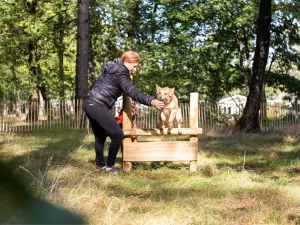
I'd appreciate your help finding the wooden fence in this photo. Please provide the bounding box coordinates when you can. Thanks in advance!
[0,99,299,134]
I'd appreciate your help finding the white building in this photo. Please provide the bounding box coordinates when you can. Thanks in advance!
[217,94,247,115]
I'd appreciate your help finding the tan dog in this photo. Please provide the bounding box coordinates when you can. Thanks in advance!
[156,84,183,128]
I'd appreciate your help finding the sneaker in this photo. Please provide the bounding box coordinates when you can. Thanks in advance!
[105,166,120,175]
[95,162,106,170]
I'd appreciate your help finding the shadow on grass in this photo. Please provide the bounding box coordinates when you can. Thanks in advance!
[199,134,300,174]
[1,129,300,224]
[5,129,87,171]
[1,129,89,223]
[3,129,299,179]
[129,161,190,171]
[0,160,86,224]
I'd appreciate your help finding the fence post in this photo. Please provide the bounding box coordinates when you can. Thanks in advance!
[189,92,199,172]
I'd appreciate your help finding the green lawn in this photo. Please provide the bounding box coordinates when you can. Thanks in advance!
[1,129,300,225]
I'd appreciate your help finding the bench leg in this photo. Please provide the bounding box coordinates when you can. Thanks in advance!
[122,136,133,172]
[123,162,132,172]
[190,160,197,172]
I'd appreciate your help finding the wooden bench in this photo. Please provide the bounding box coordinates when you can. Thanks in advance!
[122,93,201,172]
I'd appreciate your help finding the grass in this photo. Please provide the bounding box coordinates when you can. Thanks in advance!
[0,129,300,224]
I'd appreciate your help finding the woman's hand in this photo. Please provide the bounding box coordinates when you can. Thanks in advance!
[151,99,164,109]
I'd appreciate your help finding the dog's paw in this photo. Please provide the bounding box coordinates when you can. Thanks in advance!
[168,122,173,128]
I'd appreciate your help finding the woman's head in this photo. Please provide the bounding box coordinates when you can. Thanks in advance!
[121,51,140,75]
[121,51,140,64]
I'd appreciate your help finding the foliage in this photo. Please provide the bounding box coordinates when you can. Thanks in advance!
[0,0,299,103]
[0,0,77,102]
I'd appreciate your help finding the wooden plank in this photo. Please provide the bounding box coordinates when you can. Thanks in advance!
[123,141,198,161]
[123,128,202,136]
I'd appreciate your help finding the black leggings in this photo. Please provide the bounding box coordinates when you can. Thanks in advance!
[83,101,124,167]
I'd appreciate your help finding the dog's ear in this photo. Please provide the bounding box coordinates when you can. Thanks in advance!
[156,84,161,93]
[169,87,175,95]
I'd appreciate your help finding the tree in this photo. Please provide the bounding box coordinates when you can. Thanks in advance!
[75,0,89,100]
[237,0,271,132]
[0,0,299,109]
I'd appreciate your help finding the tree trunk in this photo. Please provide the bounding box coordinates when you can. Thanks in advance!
[26,0,40,122]
[237,0,271,132]
[2,94,8,117]
[126,0,140,49]
[75,0,89,100]
[58,23,65,101]
[27,41,39,122]
[88,40,97,88]
[75,0,89,128]
[260,85,267,127]
[15,90,21,119]
[57,15,66,118]
[151,1,158,42]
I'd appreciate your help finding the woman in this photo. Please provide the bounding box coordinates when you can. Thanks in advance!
[83,51,164,175]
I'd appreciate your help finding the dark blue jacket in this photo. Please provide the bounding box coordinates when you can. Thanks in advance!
[87,58,153,108]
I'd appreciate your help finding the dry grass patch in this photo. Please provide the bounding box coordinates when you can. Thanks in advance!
[1,129,300,224]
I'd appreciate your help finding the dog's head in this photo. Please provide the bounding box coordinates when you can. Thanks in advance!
[156,84,175,104]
